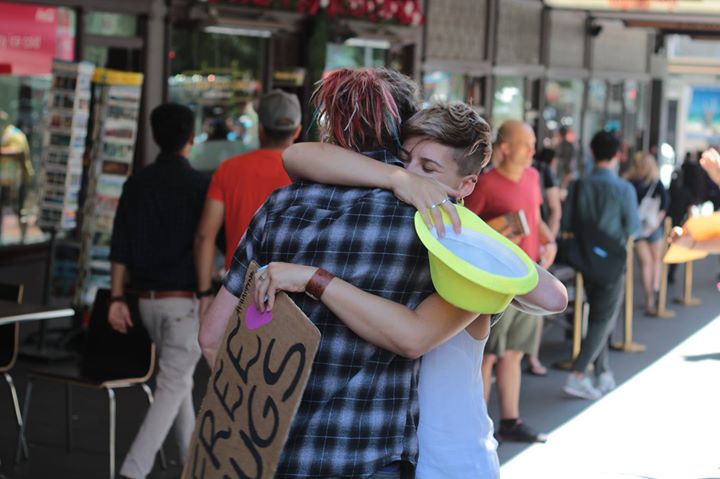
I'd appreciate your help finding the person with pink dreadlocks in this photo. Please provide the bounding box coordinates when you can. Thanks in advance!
[199,67,444,478]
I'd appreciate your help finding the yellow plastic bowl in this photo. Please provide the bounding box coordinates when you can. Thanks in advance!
[414,204,538,313]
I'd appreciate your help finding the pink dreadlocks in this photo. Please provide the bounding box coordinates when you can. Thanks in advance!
[311,68,418,154]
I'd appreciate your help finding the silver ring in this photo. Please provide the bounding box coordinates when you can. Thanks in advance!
[258,274,266,282]
[430,198,449,209]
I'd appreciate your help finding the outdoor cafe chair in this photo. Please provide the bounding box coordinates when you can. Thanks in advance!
[16,288,167,478]
[0,282,28,463]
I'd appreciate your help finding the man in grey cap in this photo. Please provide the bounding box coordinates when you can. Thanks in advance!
[194,90,302,321]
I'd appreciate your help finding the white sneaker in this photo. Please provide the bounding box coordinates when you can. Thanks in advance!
[596,371,616,394]
[563,374,602,400]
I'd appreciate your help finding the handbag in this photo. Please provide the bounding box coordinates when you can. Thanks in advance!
[637,181,662,237]
[558,180,627,284]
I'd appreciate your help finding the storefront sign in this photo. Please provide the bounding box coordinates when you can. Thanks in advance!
[182,262,321,479]
[273,68,306,87]
[208,0,424,25]
[0,2,57,75]
[545,0,719,14]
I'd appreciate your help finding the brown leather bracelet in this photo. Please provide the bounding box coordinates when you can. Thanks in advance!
[305,268,335,301]
[109,295,126,304]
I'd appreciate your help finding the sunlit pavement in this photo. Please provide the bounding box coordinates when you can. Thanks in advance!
[498,258,720,479]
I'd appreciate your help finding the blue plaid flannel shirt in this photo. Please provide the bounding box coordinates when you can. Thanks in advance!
[224,150,434,478]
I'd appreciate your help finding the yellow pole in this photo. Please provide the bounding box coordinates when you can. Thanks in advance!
[572,272,584,360]
[656,217,675,318]
[612,238,646,352]
[674,261,702,306]
[673,208,702,307]
[553,272,584,370]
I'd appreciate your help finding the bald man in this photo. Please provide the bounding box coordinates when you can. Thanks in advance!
[465,120,556,443]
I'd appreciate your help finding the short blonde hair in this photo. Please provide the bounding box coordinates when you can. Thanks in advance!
[402,102,492,175]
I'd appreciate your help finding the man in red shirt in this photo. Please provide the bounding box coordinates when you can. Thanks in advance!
[465,120,557,443]
[194,90,301,320]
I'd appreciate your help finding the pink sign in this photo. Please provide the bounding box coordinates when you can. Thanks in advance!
[0,2,57,75]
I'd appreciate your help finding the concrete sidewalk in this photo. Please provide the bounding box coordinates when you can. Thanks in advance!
[0,257,717,478]
[494,256,720,478]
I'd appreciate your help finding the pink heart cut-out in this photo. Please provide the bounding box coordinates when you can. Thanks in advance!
[246,302,273,330]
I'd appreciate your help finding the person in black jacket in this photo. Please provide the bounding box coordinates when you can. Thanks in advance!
[108,103,209,479]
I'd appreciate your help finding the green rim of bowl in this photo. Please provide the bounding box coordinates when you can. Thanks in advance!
[414,204,539,295]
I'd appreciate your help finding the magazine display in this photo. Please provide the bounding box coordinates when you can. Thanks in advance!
[75,68,143,306]
[38,61,95,230]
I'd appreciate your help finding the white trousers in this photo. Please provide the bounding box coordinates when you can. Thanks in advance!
[119,297,201,479]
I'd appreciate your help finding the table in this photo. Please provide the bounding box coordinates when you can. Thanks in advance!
[0,300,76,360]
[0,301,75,464]
[0,300,74,326]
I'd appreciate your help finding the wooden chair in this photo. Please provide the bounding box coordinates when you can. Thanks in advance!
[0,283,28,463]
[16,289,166,478]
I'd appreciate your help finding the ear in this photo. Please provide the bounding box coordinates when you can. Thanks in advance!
[188,132,195,146]
[457,174,478,199]
[499,142,511,156]
[292,125,302,140]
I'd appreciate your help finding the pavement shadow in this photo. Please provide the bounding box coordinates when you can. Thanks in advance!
[684,352,720,362]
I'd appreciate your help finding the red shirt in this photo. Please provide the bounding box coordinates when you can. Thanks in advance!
[207,149,291,268]
[464,167,543,261]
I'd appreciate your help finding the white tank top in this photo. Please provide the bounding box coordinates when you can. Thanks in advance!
[416,331,499,479]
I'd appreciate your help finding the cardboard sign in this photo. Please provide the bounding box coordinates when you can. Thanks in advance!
[182,262,321,479]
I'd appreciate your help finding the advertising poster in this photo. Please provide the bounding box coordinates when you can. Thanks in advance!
[685,86,720,153]
[0,3,57,75]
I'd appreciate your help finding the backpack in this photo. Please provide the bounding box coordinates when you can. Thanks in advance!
[557,180,627,284]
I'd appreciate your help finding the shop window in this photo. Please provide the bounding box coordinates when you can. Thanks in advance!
[0,8,76,247]
[582,79,608,173]
[624,80,647,153]
[491,77,524,132]
[82,12,141,71]
[168,28,265,173]
[422,71,466,105]
[84,12,138,37]
[542,79,583,183]
[325,42,388,71]
[606,81,624,134]
[542,81,583,147]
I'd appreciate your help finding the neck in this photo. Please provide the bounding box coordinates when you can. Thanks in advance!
[596,160,615,170]
[260,140,293,151]
[496,161,525,181]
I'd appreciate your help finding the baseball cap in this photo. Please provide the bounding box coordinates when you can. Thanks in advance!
[257,89,301,132]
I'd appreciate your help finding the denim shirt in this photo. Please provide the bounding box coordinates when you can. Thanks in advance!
[563,166,641,246]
